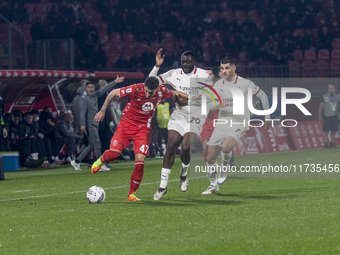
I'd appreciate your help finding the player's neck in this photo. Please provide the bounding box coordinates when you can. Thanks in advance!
[226,73,237,83]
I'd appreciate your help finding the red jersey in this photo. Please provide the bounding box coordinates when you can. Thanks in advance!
[119,83,174,129]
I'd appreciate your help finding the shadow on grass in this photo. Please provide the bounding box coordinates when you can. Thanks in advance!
[218,192,298,200]
[106,198,245,207]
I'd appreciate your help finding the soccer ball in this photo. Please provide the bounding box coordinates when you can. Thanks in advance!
[87,186,106,203]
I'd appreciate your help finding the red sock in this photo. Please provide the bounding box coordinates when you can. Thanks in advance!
[203,151,207,162]
[102,150,121,163]
[129,161,144,195]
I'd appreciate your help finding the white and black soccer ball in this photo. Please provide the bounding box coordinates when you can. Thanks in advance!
[87,186,106,203]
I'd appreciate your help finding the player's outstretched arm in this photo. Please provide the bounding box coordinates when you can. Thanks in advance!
[173,90,189,99]
[173,91,189,106]
[94,89,120,122]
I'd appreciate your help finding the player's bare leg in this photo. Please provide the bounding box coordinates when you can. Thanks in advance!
[128,153,146,201]
[202,145,221,194]
[202,139,208,162]
[218,136,237,185]
[323,131,329,148]
[154,130,182,200]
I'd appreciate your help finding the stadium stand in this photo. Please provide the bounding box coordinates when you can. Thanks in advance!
[0,0,339,77]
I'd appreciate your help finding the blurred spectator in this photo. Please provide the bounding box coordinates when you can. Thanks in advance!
[30,17,46,41]
[71,79,88,132]
[8,110,44,168]
[97,79,113,153]
[31,109,46,162]
[0,93,8,151]
[319,84,340,148]
[264,35,279,63]
[38,111,56,164]
[71,76,124,171]
[55,112,82,162]
[91,44,107,69]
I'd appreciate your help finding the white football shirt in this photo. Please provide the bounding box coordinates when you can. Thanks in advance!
[149,66,212,113]
[214,74,261,127]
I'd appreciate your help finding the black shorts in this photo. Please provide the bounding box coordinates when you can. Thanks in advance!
[323,116,339,132]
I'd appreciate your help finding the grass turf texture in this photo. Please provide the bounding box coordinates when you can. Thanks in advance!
[1,148,340,255]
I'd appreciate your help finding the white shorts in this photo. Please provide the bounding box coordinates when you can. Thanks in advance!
[207,118,247,146]
[167,109,205,137]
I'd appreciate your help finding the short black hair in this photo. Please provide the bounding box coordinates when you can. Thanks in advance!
[13,109,23,117]
[30,109,39,115]
[85,81,93,86]
[204,67,214,72]
[220,56,236,65]
[181,50,196,61]
[145,76,159,90]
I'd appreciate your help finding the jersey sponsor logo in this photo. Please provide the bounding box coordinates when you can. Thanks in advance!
[121,90,125,94]
[126,88,132,93]
[142,102,154,111]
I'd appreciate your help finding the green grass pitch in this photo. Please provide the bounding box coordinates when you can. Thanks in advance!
[1,148,340,255]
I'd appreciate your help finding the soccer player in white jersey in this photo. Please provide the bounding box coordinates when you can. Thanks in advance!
[149,48,212,200]
[202,56,271,194]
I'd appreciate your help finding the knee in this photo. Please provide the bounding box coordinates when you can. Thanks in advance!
[206,151,217,164]
[166,141,178,154]
[206,155,216,165]
[221,146,233,154]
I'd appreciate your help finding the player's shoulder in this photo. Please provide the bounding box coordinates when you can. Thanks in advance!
[158,84,172,94]
[214,78,225,87]
[121,83,142,94]
[237,75,251,83]
[163,68,180,75]
[237,76,256,86]
[196,68,210,77]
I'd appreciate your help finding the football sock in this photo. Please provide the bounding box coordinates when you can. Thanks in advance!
[160,168,171,189]
[102,149,121,163]
[207,162,218,186]
[129,161,144,195]
[180,162,190,177]
[221,151,233,168]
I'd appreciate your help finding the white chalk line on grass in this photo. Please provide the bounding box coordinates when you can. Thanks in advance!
[0,176,206,203]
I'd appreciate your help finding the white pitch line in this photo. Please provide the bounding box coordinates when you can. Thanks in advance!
[12,190,31,193]
[0,176,206,203]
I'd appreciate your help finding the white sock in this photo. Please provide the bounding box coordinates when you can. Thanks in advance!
[221,151,232,168]
[180,162,190,176]
[207,162,218,186]
[160,168,171,189]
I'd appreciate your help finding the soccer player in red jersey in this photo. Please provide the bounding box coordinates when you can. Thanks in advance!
[91,77,188,201]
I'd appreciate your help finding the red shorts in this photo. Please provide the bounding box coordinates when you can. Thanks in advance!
[200,118,215,142]
[110,121,151,157]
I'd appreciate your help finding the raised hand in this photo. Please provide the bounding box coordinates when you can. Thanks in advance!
[155,48,165,67]
[115,75,125,83]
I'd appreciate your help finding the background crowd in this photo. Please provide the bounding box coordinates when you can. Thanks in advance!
[1,0,339,70]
